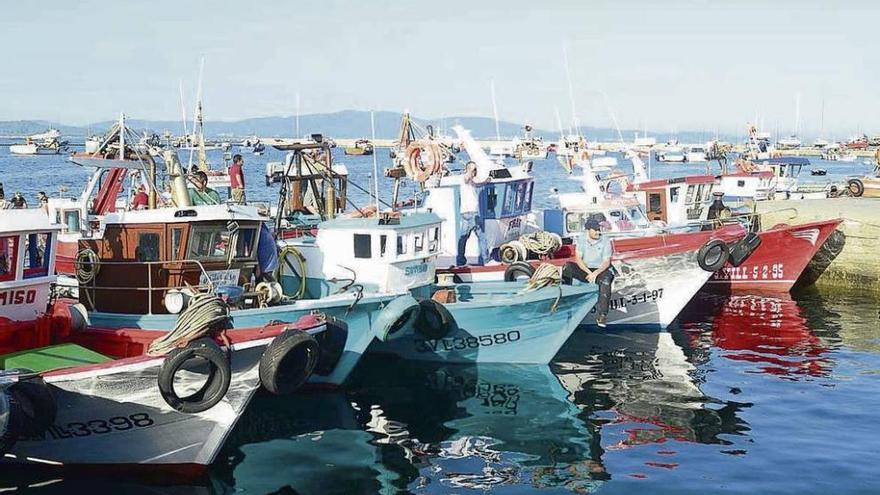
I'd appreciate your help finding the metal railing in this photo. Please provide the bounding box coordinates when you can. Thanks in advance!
[74,258,216,314]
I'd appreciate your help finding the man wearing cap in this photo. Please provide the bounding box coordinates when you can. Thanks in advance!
[562,217,614,327]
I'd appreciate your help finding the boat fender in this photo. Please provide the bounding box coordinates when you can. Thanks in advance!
[0,374,57,453]
[728,232,762,267]
[504,261,536,281]
[413,299,456,340]
[847,178,864,197]
[697,239,730,272]
[312,319,348,376]
[259,330,319,394]
[158,338,231,414]
[499,240,527,264]
[374,295,421,342]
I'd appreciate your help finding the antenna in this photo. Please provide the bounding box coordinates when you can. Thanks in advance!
[178,80,189,139]
[562,43,580,138]
[490,79,501,141]
[370,110,380,210]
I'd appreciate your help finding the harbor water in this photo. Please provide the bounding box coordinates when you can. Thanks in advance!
[0,146,878,494]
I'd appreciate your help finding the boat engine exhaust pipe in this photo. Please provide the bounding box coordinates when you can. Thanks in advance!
[164,150,192,207]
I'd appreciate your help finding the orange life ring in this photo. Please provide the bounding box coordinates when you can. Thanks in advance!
[403,142,442,182]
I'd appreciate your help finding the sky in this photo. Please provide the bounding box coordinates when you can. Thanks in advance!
[1,0,878,138]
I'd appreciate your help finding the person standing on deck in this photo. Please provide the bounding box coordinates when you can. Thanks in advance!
[37,191,49,213]
[130,184,149,210]
[230,154,246,203]
[188,171,221,206]
[10,192,27,209]
[457,161,490,266]
[561,217,614,327]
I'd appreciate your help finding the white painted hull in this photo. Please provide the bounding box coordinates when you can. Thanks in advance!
[3,339,269,470]
[9,144,59,155]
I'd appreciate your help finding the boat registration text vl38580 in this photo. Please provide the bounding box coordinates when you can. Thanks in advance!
[414,330,522,353]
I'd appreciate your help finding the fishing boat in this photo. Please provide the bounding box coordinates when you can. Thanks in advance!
[0,209,332,476]
[9,136,68,156]
[656,145,686,163]
[442,165,746,328]
[844,152,880,198]
[344,139,374,156]
[684,144,707,163]
[513,125,547,161]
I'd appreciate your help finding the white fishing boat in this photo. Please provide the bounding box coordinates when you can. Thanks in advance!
[9,136,68,156]
[685,144,707,162]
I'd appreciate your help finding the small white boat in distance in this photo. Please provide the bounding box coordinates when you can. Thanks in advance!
[9,137,68,156]
[685,145,707,162]
[777,135,802,149]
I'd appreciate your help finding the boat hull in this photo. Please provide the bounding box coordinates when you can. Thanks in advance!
[705,218,843,292]
[9,144,60,155]
[442,226,743,328]
[369,282,597,364]
[3,336,269,473]
[84,293,399,387]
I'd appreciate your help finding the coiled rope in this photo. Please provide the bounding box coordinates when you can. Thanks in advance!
[518,263,563,313]
[147,293,230,356]
[75,248,100,309]
[499,231,562,263]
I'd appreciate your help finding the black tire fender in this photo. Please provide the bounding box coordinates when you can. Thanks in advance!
[158,338,231,414]
[7,377,56,437]
[697,239,730,272]
[728,232,762,267]
[313,319,348,377]
[504,261,535,282]
[259,330,319,395]
[414,299,456,340]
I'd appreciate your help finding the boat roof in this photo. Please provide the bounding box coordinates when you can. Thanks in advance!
[0,209,62,234]
[722,170,775,179]
[629,174,716,191]
[102,204,268,225]
[319,212,442,231]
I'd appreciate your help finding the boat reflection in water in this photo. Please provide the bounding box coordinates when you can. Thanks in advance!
[215,360,607,493]
[679,292,835,378]
[552,327,751,470]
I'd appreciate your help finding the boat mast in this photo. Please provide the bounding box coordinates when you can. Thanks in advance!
[562,43,580,139]
[490,79,501,141]
[178,80,189,141]
[370,110,380,210]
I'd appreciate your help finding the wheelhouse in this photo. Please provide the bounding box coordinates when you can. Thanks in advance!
[78,205,268,315]
[0,210,59,326]
[628,175,717,225]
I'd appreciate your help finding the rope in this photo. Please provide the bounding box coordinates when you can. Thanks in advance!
[276,245,307,300]
[518,263,563,313]
[75,248,100,283]
[147,293,230,356]
[518,231,562,256]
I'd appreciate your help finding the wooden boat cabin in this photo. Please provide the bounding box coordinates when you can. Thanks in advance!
[78,205,270,315]
[627,175,717,226]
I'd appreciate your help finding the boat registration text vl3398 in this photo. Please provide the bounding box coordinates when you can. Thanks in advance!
[0,288,37,306]
[415,330,522,353]
[713,263,785,281]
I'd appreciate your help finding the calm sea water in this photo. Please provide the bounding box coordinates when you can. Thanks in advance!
[1,143,878,494]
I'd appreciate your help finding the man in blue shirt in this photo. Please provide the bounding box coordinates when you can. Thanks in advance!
[562,217,614,327]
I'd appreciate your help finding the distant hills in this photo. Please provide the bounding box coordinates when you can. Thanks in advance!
[0,110,736,143]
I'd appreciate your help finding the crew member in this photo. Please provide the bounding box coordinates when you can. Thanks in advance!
[131,184,150,210]
[37,191,49,212]
[562,217,614,327]
[188,171,221,205]
[10,192,27,209]
[456,161,490,266]
[230,154,246,203]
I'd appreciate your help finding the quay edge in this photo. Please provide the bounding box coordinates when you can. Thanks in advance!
[755,197,880,293]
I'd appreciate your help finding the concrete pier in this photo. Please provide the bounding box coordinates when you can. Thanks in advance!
[755,197,880,293]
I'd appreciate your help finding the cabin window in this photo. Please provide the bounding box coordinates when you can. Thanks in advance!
[696,184,706,202]
[737,180,745,187]
[136,233,160,262]
[669,187,680,204]
[23,232,51,279]
[525,181,534,210]
[566,213,584,233]
[648,194,662,214]
[379,235,387,257]
[353,234,372,259]
[685,185,695,204]
[170,228,184,261]
[63,210,80,233]
[485,186,497,215]
[397,235,407,255]
[428,227,439,252]
[0,236,19,282]
[414,233,424,253]
[189,227,228,260]
[234,228,258,259]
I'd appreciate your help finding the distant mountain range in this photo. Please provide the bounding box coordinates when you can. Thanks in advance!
[0,110,738,143]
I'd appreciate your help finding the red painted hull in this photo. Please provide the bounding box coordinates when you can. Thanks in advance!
[56,239,78,275]
[705,218,842,293]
